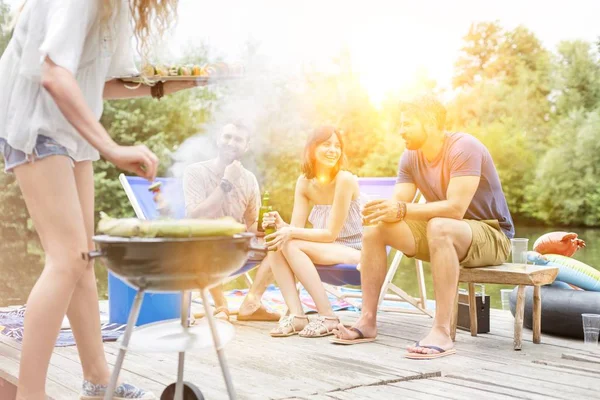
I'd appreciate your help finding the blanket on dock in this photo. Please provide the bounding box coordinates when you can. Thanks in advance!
[0,302,124,347]
[192,285,435,315]
[1,288,434,346]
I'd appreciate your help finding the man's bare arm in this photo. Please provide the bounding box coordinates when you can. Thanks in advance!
[405,176,480,220]
[393,182,418,203]
[364,176,480,224]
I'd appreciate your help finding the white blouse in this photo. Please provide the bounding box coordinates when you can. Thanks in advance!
[0,0,138,162]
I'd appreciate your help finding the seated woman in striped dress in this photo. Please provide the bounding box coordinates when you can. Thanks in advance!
[263,125,363,338]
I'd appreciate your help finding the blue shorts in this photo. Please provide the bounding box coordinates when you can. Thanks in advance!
[0,135,74,173]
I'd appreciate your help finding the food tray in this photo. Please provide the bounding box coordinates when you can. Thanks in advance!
[119,75,241,84]
[119,62,244,85]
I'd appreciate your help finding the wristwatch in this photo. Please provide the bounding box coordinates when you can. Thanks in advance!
[220,178,233,193]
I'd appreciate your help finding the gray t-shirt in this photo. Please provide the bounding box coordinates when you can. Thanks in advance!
[183,160,260,229]
[397,132,514,238]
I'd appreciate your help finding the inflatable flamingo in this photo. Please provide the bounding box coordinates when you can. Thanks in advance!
[533,232,585,257]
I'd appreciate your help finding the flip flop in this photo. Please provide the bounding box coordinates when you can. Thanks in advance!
[237,305,281,321]
[330,326,376,345]
[405,341,456,359]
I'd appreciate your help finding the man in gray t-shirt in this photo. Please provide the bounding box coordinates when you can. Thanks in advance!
[333,96,513,358]
[184,123,279,322]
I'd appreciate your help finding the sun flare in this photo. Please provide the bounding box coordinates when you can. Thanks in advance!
[345,16,451,107]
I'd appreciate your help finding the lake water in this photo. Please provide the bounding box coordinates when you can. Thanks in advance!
[390,226,600,309]
[1,226,599,309]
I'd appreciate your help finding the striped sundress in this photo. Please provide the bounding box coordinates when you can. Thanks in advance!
[308,196,365,250]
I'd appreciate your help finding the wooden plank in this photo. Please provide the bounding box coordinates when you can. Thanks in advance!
[0,336,85,398]
[460,264,558,285]
[533,285,541,344]
[484,363,600,390]
[393,378,516,400]
[532,359,600,375]
[514,285,525,350]
[562,351,600,365]
[382,312,582,352]
[468,283,478,336]
[441,375,549,400]
[0,354,78,400]
[363,309,587,360]
[296,395,344,400]
[446,368,597,398]
[1,306,598,399]
[327,383,438,400]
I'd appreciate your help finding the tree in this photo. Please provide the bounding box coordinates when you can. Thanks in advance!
[452,21,504,88]
[524,109,600,226]
[448,22,555,219]
[553,40,600,116]
[0,0,10,55]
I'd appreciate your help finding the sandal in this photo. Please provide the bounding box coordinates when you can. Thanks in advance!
[213,306,230,321]
[270,315,309,337]
[299,315,340,338]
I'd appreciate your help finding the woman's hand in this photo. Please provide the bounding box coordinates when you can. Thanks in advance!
[103,144,159,181]
[362,199,405,224]
[264,226,294,251]
[262,211,288,230]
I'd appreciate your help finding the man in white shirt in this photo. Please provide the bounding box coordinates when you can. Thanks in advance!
[183,122,279,321]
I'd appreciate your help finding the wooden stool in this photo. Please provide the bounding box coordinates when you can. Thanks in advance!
[450,264,558,350]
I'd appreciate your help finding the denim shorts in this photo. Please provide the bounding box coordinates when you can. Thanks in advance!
[0,135,74,173]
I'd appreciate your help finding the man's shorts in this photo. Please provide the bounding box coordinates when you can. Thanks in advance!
[404,219,511,267]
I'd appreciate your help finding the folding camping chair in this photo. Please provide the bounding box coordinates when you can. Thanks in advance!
[316,177,432,317]
[118,174,259,287]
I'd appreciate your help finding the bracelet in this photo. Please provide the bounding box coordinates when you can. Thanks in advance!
[396,201,407,221]
[220,178,233,193]
[150,81,164,100]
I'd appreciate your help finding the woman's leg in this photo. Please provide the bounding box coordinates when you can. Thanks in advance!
[238,258,276,318]
[268,250,304,316]
[65,161,111,383]
[14,156,92,400]
[281,240,360,321]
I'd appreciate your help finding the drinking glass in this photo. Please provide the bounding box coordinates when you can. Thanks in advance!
[582,314,600,348]
[511,238,529,264]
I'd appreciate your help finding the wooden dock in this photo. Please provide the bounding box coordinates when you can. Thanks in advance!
[1,309,599,399]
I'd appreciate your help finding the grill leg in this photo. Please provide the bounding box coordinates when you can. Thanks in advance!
[175,291,191,400]
[104,289,145,400]
[201,288,237,400]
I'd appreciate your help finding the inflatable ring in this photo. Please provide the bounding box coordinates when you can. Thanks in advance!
[528,251,600,292]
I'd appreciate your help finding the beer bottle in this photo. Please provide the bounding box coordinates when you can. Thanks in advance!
[257,191,271,232]
[264,222,277,251]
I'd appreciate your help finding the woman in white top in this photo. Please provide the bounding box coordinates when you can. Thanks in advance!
[0,1,198,399]
[263,126,363,338]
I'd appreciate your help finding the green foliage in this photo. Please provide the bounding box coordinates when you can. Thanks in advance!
[97,88,216,219]
[524,109,600,226]
[553,40,600,115]
[0,0,10,55]
[2,1,600,304]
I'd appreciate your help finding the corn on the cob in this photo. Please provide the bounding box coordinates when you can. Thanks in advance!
[97,212,246,238]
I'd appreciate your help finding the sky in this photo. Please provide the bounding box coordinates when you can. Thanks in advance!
[6,0,600,104]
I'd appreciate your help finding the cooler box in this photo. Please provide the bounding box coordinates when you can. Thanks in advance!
[108,273,182,326]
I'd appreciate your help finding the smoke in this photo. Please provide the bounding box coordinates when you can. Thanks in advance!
[168,40,319,179]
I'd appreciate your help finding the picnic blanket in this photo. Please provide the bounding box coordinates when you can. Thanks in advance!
[192,285,436,315]
[0,301,125,347]
[1,288,435,347]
